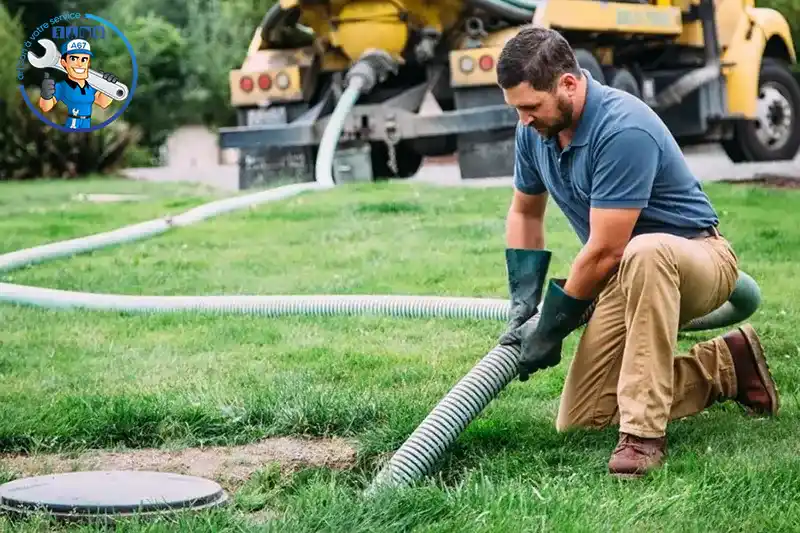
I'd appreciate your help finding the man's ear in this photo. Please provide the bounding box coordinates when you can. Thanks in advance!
[60,57,67,69]
[559,72,578,94]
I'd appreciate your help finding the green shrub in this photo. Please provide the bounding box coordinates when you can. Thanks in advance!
[0,3,23,107]
[0,88,142,181]
[88,4,189,155]
[178,0,264,127]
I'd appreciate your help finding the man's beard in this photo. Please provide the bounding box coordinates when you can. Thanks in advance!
[531,96,574,138]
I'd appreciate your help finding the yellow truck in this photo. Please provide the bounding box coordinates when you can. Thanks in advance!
[218,0,799,188]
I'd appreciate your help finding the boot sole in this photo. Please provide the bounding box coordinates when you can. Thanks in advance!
[739,323,780,416]
[608,465,662,479]
[609,471,645,479]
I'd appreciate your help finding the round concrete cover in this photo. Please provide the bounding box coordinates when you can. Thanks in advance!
[0,470,228,519]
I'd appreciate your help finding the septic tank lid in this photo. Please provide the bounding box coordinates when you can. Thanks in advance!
[0,470,228,520]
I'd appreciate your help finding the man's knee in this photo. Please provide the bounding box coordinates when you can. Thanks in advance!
[555,405,581,433]
[555,408,586,433]
[555,406,617,433]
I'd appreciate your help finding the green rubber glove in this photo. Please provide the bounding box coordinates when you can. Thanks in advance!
[502,278,595,381]
[497,248,552,346]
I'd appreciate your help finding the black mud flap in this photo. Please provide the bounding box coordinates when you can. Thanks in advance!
[236,105,316,190]
[238,146,316,190]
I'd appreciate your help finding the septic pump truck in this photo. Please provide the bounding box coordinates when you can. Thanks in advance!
[218,0,800,189]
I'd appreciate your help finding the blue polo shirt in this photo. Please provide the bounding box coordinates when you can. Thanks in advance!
[513,71,719,244]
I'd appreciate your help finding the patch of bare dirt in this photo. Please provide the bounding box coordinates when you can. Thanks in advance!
[721,175,800,189]
[0,437,357,489]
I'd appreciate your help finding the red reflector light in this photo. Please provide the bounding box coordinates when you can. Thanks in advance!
[258,73,272,90]
[240,76,254,92]
[479,55,494,71]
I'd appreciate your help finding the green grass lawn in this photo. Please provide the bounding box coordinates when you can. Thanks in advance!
[0,177,799,532]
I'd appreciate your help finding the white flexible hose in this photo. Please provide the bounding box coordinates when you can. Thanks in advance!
[0,182,329,274]
[315,77,365,186]
[0,282,509,319]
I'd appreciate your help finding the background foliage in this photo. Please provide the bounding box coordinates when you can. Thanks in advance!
[1,0,798,179]
[1,0,274,176]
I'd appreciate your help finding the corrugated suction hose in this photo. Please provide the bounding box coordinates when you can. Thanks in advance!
[367,339,525,493]
[0,52,762,496]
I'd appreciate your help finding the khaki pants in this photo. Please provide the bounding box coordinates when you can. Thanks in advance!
[556,230,741,438]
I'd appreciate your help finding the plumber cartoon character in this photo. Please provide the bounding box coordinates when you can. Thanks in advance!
[38,39,120,129]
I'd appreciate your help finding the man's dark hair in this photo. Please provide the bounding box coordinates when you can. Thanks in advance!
[497,26,582,92]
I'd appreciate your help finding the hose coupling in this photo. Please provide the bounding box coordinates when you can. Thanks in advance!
[345,49,399,93]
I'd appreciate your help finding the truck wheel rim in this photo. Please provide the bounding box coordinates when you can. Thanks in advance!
[754,83,793,151]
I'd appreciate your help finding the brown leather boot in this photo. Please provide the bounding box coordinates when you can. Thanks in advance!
[722,323,779,416]
[607,432,666,478]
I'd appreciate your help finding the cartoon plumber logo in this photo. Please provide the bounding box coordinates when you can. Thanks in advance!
[37,39,124,129]
[17,13,138,133]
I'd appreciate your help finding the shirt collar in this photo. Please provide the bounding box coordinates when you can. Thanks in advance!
[65,78,87,94]
[543,68,602,149]
[571,69,602,146]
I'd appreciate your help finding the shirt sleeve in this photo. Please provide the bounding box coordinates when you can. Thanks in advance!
[54,81,64,102]
[590,127,660,208]
[513,123,547,195]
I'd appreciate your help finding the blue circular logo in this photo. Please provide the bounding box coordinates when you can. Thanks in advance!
[16,13,138,133]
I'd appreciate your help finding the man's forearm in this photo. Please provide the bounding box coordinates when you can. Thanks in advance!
[506,211,544,249]
[562,244,622,300]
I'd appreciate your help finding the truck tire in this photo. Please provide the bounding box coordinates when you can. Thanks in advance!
[574,49,606,85]
[605,67,641,98]
[721,58,800,162]
[370,141,423,179]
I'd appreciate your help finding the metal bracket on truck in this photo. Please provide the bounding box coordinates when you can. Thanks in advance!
[219,83,518,150]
